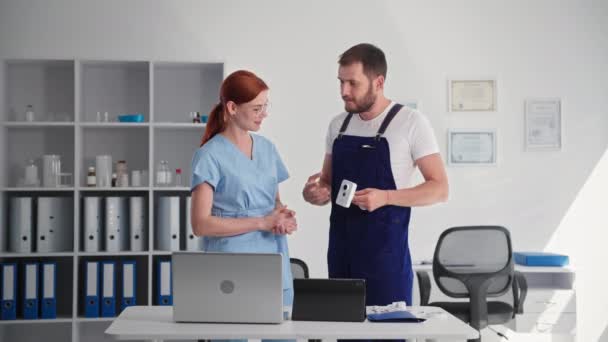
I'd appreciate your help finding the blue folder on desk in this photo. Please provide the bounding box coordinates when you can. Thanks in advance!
[367,311,426,323]
[513,252,569,266]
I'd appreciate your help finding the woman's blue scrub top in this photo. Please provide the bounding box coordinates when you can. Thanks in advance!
[190,133,293,290]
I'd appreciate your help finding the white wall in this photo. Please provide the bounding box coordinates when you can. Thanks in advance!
[1,0,607,340]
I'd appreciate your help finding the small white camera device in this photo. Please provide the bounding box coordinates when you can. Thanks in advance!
[336,179,357,208]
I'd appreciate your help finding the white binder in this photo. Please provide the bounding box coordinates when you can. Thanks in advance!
[37,197,73,252]
[184,196,203,251]
[156,196,180,251]
[129,197,147,252]
[105,197,129,252]
[8,197,33,253]
[83,197,102,252]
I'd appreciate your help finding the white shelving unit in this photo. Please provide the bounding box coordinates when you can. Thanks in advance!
[0,59,223,342]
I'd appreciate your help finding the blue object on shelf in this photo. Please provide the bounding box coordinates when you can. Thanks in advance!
[118,114,145,123]
[513,252,569,266]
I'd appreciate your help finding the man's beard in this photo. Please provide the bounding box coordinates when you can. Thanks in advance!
[344,84,376,113]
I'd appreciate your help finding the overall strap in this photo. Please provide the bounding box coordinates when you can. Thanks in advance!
[337,112,355,139]
[375,103,404,141]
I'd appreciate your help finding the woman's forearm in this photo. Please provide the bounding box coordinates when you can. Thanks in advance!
[193,216,268,237]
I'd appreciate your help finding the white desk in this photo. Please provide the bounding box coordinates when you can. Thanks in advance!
[105,306,479,341]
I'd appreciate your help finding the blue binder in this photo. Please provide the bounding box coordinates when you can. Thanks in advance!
[23,262,39,319]
[41,262,57,319]
[157,260,172,306]
[84,261,100,318]
[120,261,136,311]
[1,263,17,320]
[514,252,569,267]
[101,261,116,317]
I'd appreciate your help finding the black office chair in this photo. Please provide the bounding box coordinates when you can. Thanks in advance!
[290,257,310,279]
[417,226,528,342]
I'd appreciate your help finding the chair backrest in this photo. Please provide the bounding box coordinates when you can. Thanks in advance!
[290,258,309,279]
[433,226,513,298]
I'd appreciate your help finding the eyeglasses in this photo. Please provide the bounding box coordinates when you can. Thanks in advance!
[242,102,271,116]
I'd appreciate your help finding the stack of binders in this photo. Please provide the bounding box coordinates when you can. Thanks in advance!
[8,196,73,253]
[82,196,148,252]
[84,260,137,318]
[156,196,204,252]
[0,261,58,320]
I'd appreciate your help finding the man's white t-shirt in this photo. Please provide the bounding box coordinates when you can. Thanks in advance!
[325,101,440,189]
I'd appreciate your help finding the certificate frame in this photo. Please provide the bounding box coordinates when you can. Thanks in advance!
[525,98,562,151]
[447,129,497,166]
[448,78,497,112]
[400,99,419,111]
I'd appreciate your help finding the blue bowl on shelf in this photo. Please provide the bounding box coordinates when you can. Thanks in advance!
[118,114,145,123]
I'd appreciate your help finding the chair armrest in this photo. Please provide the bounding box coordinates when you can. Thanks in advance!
[416,270,431,305]
[512,271,528,316]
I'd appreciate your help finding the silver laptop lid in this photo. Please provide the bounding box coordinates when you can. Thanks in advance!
[173,252,283,324]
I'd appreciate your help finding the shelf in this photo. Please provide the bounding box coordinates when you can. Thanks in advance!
[152,186,190,191]
[78,187,150,192]
[153,62,223,123]
[1,187,75,192]
[80,61,149,123]
[3,60,75,123]
[79,122,149,128]
[80,126,149,187]
[153,122,206,129]
[1,58,224,342]
[152,251,174,255]
[0,317,73,325]
[78,251,149,256]
[1,121,75,127]
[75,317,116,323]
[0,252,74,258]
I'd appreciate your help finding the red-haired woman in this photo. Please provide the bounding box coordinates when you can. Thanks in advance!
[190,70,297,326]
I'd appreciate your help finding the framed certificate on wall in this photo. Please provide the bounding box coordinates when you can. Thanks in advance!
[447,129,497,166]
[401,100,419,110]
[448,79,497,112]
[525,98,562,150]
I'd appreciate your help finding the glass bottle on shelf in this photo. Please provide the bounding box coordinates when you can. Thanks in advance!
[116,160,129,187]
[25,104,35,122]
[87,166,96,187]
[156,160,169,186]
[175,168,183,187]
[23,159,40,187]
[111,173,117,187]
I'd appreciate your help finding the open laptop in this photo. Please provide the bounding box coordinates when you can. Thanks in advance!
[172,252,283,324]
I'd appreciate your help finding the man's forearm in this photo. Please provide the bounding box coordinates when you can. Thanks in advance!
[386,180,448,207]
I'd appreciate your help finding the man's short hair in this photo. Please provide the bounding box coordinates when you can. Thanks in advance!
[339,43,387,80]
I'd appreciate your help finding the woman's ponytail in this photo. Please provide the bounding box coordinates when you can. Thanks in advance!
[200,102,225,146]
